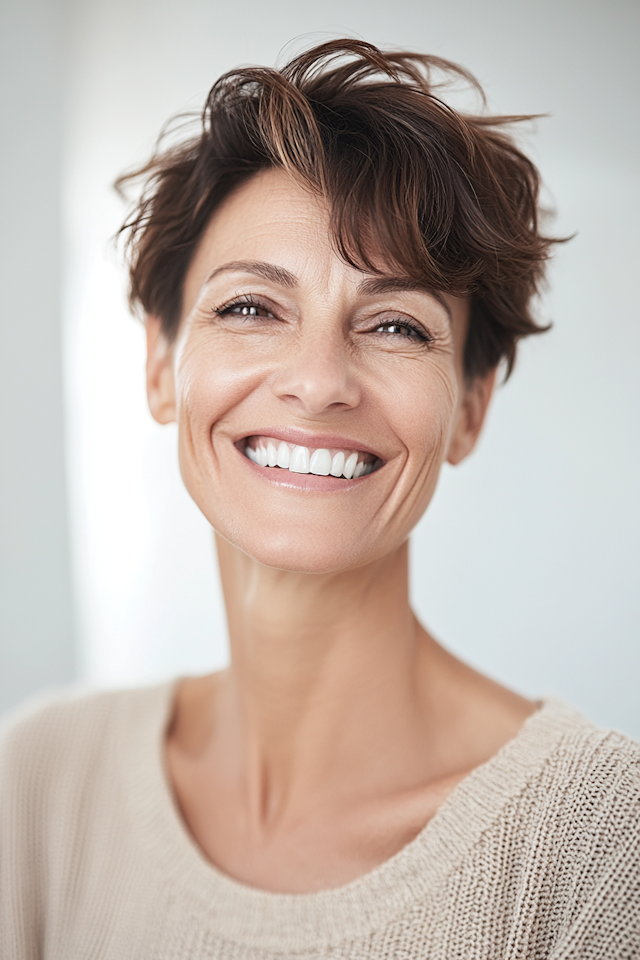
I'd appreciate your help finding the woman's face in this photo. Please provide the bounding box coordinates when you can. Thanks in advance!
[147,169,493,574]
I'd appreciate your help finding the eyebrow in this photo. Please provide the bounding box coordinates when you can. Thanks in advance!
[356,276,453,322]
[206,259,452,321]
[205,260,298,288]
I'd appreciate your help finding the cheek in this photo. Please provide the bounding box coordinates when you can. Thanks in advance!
[174,336,261,438]
[382,362,460,535]
[388,360,460,467]
[171,340,253,509]
[356,360,459,544]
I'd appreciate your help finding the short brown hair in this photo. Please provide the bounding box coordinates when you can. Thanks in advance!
[117,39,559,379]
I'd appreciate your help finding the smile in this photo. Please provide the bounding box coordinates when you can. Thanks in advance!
[243,436,382,479]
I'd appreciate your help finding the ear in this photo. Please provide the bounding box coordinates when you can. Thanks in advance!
[146,315,176,424]
[446,368,497,466]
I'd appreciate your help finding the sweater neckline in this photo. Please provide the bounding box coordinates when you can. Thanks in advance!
[126,681,585,952]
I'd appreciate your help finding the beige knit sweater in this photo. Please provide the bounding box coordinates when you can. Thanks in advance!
[1,683,639,959]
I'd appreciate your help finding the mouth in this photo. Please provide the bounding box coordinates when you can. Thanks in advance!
[241,435,384,479]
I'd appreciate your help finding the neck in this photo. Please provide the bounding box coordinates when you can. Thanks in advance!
[214,535,431,816]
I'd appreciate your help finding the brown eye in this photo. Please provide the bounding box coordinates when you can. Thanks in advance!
[220,301,274,319]
[374,321,428,341]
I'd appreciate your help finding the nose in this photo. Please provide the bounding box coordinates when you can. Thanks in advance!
[271,332,361,416]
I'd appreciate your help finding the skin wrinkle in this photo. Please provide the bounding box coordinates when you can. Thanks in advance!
[377,361,459,534]
[145,169,531,892]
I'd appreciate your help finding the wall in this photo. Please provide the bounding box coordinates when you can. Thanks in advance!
[12,0,640,731]
[0,0,76,713]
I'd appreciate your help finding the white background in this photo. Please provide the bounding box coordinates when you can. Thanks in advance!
[59,0,640,733]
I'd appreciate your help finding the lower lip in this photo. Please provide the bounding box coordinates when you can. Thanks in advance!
[239,451,378,492]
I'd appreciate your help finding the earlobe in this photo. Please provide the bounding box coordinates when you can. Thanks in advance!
[446,369,497,466]
[146,315,177,424]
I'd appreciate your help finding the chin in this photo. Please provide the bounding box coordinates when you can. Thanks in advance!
[220,521,380,575]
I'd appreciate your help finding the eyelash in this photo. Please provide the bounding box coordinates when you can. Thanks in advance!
[372,319,432,343]
[212,294,275,320]
[213,295,433,343]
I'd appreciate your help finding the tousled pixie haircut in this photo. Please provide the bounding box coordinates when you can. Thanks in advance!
[117,39,559,380]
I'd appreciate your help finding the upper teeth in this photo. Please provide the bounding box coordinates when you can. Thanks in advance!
[244,438,377,478]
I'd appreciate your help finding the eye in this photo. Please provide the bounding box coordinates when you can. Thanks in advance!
[213,296,275,321]
[373,319,431,342]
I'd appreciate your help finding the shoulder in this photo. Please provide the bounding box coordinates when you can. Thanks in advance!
[446,703,640,955]
[512,704,640,949]
[513,701,640,850]
[470,700,640,894]
[0,684,176,955]
[542,712,640,954]
[456,699,640,868]
[536,702,640,817]
[0,682,176,871]
[0,682,161,752]
[0,683,174,811]
[547,718,640,868]
[1,685,124,752]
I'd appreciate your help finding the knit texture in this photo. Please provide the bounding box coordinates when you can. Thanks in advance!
[1,683,639,959]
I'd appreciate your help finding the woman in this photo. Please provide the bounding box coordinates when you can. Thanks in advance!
[1,39,638,959]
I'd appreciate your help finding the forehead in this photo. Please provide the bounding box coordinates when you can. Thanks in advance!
[184,170,337,296]
[217,168,328,227]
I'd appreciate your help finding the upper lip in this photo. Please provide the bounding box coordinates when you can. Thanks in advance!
[233,427,386,460]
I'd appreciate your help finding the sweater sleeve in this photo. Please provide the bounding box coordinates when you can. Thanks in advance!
[547,740,640,960]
